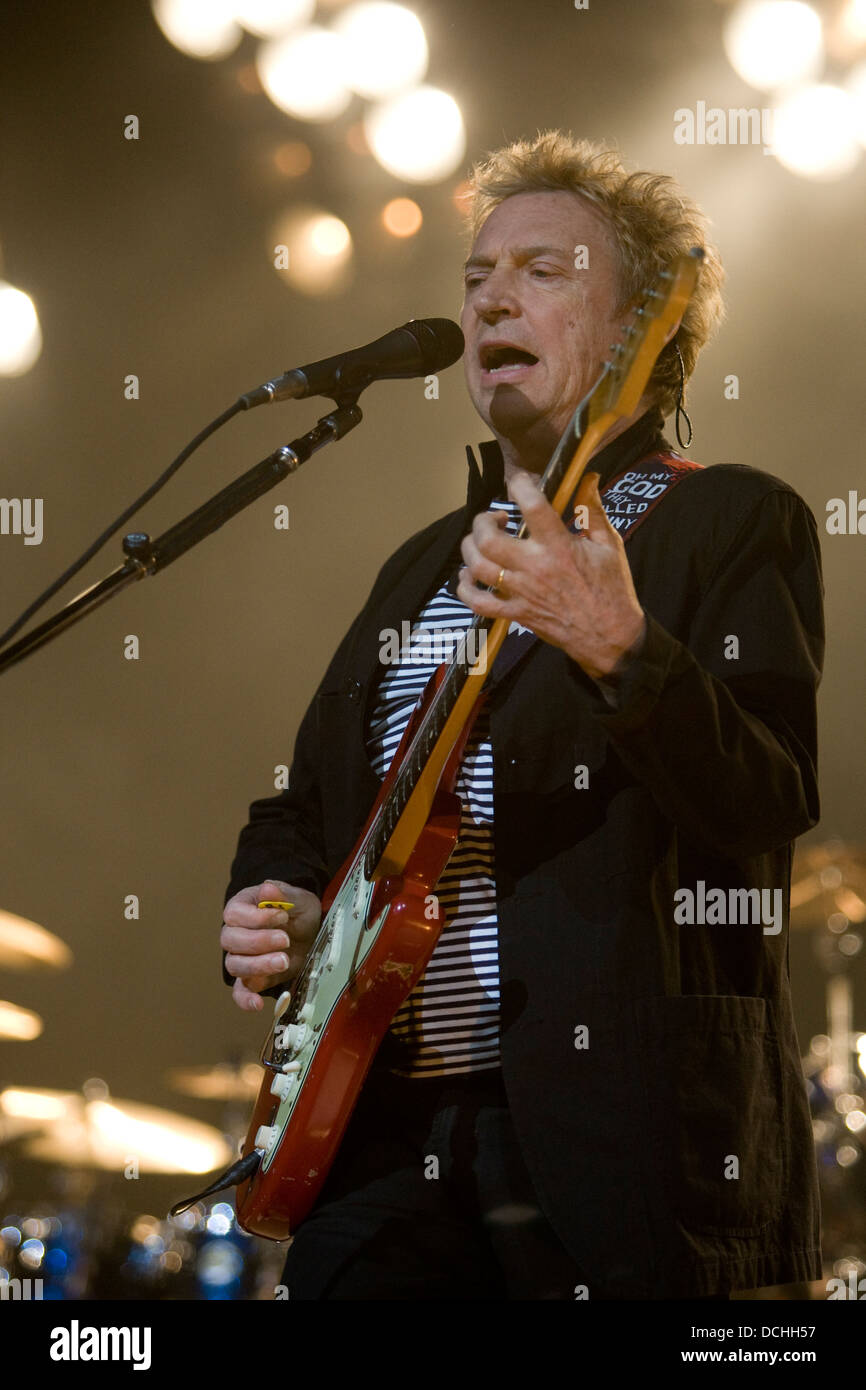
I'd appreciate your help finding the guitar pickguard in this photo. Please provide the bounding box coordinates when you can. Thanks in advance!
[256,857,389,1174]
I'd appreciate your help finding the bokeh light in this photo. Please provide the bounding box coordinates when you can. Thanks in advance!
[151,0,243,60]
[273,139,313,175]
[723,1,824,92]
[382,196,422,237]
[364,86,466,182]
[847,62,866,145]
[0,283,42,377]
[256,26,352,120]
[840,0,866,43]
[233,0,316,38]
[271,207,354,295]
[771,83,861,179]
[334,3,428,99]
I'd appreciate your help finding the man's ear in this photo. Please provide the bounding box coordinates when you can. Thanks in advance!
[663,318,683,347]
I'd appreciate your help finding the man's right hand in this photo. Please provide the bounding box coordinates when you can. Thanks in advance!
[221,879,322,1012]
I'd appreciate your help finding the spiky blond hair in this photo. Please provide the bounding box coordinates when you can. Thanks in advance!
[462,130,725,418]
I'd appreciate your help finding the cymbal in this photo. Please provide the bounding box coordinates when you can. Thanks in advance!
[0,1000,42,1040]
[167,1062,262,1102]
[0,1085,232,1174]
[791,841,866,932]
[0,907,72,971]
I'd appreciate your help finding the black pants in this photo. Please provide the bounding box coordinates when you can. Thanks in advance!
[279,1065,729,1300]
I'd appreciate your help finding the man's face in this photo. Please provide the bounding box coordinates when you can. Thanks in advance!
[460,190,626,467]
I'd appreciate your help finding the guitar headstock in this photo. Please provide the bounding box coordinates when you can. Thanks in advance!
[585,247,704,429]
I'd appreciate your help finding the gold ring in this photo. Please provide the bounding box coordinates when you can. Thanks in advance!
[495,567,506,592]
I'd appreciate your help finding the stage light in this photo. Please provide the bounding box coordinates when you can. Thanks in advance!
[233,0,315,38]
[18,1239,45,1270]
[364,86,466,183]
[151,0,242,60]
[382,196,422,236]
[256,25,352,120]
[334,3,428,99]
[271,206,353,294]
[206,1205,233,1234]
[771,82,861,179]
[311,215,351,255]
[840,0,866,43]
[273,139,313,175]
[847,61,866,145]
[723,1,823,92]
[0,283,42,377]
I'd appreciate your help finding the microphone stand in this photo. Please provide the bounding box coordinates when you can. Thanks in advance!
[0,402,362,676]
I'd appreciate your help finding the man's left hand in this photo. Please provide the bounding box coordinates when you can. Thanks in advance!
[457,468,647,683]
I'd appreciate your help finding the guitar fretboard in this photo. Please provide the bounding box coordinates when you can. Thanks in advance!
[363,612,492,875]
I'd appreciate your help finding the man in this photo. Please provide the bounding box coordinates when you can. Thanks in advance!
[221,132,824,1300]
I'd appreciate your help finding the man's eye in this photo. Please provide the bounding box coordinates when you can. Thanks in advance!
[530,267,555,278]
[464,275,484,289]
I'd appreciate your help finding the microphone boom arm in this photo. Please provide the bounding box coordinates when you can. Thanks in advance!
[0,402,363,675]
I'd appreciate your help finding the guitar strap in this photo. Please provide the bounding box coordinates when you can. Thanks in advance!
[478,448,704,694]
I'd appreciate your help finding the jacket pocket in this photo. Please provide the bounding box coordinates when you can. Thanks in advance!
[635,994,787,1237]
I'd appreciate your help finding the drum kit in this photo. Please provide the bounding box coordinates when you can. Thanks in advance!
[1,843,864,1299]
[791,840,866,1295]
[0,908,285,1300]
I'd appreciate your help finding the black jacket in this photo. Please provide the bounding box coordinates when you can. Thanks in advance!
[224,406,825,1297]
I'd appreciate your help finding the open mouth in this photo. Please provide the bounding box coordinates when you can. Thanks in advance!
[479,344,540,376]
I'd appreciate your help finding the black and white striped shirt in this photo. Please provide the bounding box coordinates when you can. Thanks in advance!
[365,498,522,1079]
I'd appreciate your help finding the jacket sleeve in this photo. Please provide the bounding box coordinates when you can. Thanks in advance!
[220,507,464,989]
[584,486,824,858]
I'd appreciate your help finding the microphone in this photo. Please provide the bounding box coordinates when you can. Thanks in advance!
[239,317,465,409]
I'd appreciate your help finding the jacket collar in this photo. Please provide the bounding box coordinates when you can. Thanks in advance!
[465,405,670,511]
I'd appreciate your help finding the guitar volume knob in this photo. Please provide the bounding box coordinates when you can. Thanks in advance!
[254,1124,280,1156]
[269,1072,298,1101]
[279,1023,307,1051]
